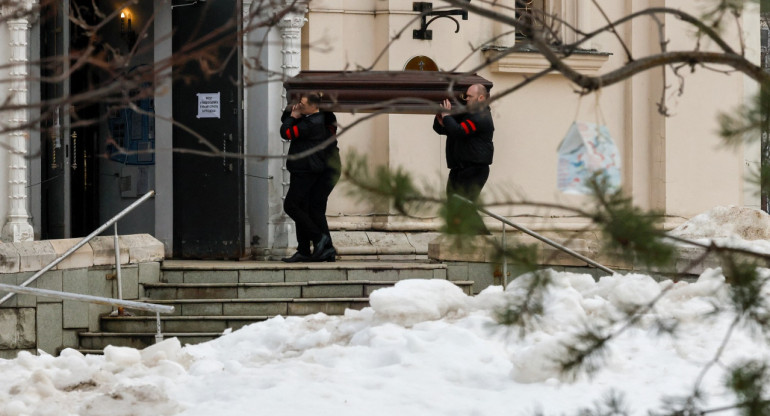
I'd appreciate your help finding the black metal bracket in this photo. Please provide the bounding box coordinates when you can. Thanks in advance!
[412,2,469,40]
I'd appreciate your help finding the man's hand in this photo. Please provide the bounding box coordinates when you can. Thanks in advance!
[290,103,302,119]
[439,99,452,119]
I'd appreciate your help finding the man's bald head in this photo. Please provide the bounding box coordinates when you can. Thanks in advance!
[464,84,490,109]
[470,84,489,99]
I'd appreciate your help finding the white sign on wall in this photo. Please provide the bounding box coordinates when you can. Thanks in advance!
[197,92,221,119]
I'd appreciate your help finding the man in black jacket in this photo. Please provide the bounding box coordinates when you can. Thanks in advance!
[279,93,339,262]
[432,84,494,235]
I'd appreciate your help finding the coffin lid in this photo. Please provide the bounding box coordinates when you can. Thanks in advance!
[283,71,494,114]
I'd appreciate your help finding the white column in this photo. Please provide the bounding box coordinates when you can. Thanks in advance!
[278,3,306,201]
[242,0,252,249]
[2,13,34,242]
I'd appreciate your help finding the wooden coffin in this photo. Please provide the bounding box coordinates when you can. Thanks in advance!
[283,71,494,114]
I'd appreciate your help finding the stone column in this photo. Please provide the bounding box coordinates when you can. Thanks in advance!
[278,3,306,201]
[2,11,34,242]
[265,1,305,253]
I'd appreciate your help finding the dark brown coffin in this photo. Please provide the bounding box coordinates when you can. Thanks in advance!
[283,71,493,114]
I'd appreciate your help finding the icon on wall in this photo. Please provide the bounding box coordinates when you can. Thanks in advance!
[404,55,439,71]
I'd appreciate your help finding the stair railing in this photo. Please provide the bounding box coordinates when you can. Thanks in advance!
[0,282,173,343]
[454,195,615,288]
[0,190,174,343]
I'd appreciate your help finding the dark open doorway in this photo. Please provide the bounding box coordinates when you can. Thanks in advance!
[171,0,244,259]
[40,0,101,239]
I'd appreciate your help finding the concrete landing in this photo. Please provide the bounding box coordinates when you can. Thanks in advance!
[0,234,164,273]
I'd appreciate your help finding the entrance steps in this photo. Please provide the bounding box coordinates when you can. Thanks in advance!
[78,260,473,353]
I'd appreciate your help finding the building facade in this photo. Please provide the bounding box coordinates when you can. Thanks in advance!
[0,0,762,258]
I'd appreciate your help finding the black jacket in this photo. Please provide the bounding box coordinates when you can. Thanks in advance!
[323,112,341,172]
[280,111,334,173]
[433,108,494,169]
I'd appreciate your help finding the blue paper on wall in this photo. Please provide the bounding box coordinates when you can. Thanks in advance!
[557,121,621,194]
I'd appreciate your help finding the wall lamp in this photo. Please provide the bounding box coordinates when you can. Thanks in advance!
[412,1,471,40]
[120,9,137,45]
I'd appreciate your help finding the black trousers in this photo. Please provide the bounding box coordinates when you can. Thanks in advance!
[284,168,340,255]
[447,165,490,235]
[447,165,489,201]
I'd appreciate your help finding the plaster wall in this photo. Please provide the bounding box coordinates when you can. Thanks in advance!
[303,0,759,230]
[28,21,41,240]
[246,22,293,252]
[624,0,664,213]
[660,1,758,218]
[743,0,762,210]
[154,2,173,256]
[304,7,388,222]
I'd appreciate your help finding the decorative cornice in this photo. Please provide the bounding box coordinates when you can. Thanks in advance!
[0,0,35,18]
[483,47,611,76]
[278,14,306,30]
[276,0,307,29]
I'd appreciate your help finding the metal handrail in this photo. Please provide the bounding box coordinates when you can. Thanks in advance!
[0,283,173,314]
[454,195,616,287]
[0,190,173,344]
[0,190,156,306]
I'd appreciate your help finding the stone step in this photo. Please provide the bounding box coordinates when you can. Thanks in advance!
[77,349,106,355]
[80,260,474,353]
[142,280,474,301]
[159,260,449,284]
[99,315,272,333]
[133,296,377,317]
[79,332,224,350]
[114,297,371,322]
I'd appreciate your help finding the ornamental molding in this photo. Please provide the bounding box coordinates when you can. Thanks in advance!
[0,0,35,18]
[278,14,306,30]
[484,49,610,76]
[276,0,307,30]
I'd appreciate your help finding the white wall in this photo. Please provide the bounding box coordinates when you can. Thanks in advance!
[301,0,761,231]
[154,0,174,255]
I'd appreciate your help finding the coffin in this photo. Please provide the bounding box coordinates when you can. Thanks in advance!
[283,71,494,114]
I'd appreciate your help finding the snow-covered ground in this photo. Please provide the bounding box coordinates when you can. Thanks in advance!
[1,207,769,416]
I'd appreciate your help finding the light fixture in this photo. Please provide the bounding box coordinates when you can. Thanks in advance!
[412,1,471,40]
[120,9,136,45]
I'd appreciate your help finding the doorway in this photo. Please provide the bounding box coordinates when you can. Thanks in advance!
[171,0,244,259]
[38,0,244,258]
[40,0,101,239]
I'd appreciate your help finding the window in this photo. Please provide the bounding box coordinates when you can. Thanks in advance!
[490,1,590,48]
[484,1,609,75]
[514,0,547,40]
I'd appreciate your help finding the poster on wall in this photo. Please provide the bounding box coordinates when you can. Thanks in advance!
[556,121,622,195]
[197,92,221,119]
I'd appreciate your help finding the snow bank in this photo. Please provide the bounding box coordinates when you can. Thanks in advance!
[1,270,770,416]
[668,205,770,255]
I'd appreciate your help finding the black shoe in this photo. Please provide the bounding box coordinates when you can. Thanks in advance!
[311,234,332,260]
[313,247,336,262]
[281,252,311,263]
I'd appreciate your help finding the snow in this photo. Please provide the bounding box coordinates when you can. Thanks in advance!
[2,208,770,415]
[669,205,770,254]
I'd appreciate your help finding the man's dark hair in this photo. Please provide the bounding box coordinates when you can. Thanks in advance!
[303,92,323,107]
